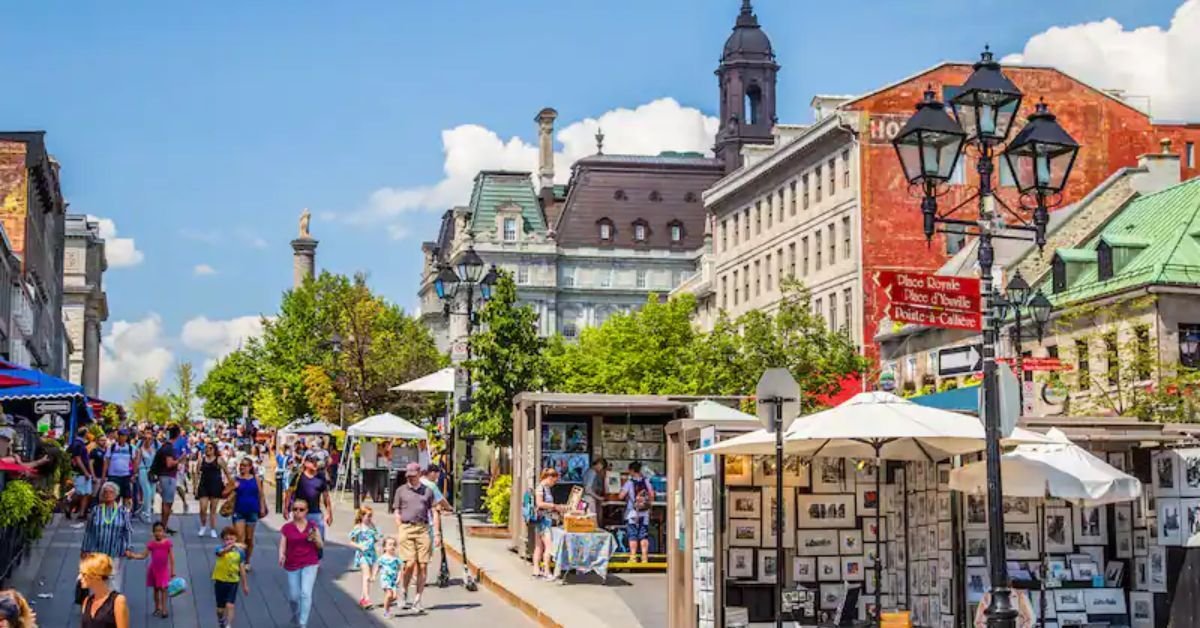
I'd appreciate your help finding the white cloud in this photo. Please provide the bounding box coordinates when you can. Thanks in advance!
[345,97,718,230]
[88,215,144,268]
[193,264,216,276]
[1003,0,1200,120]
[100,314,174,399]
[180,315,266,368]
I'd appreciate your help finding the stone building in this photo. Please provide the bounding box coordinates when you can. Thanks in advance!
[0,133,67,376]
[63,215,107,396]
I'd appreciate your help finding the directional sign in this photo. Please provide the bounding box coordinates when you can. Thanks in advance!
[874,270,982,331]
[997,357,1073,372]
[938,345,982,377]
[34,400,71,415]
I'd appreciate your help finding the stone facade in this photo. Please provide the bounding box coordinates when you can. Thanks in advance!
[63,215,107,396]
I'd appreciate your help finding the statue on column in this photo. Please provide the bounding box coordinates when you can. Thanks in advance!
[299,208,312,239]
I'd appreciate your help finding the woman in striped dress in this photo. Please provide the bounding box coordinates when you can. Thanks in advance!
[80,482,137,592]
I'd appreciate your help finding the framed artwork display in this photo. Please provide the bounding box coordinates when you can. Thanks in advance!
[1075,504,1107,545]
[1052,589,1085,612]
[1130,591,1155,628]
[1133,557,1148,590]
[964,493,988,528]
[911,462,927,491]
[762,490,796,548]
[857,485,879,516]
[965,567,989,603]
[965,530,988,566]
[855,459,878,484]
[938,521,952,551]
[1153,450,1179,497]
[1003,496,1036,523]
[1116,532,1133,559]
[813,458,853,493]
[819,583,844,610]
[729,519,762,547]
[1056,612,1088,626]
[1181,448,1200,496]
[1115,504,1133,533]
[1134,528,1149,556]
[1083,588,1126,614]
[1148,545,1168,593]
[757,550,779,583]
[1078,545,1105,567]
[863,518,884,543]
[818,556,841,581]
[792,556,817,582]
[1043,507,1074,554]
[839,529,863,555]
[937,492,951,522]
[1158,497,1183,545]
[1106,451,1127,472]
[841,555,865,581]
[724,455,753,486]
[728,548,754,578]
[1181,497,1200,546]
[1004,523,1040,561]
[1104,561,1125,587]
[753,455,811,487]
[797,530,839,556]
[936,462,951,489]
[729,488,761,518]
[797,494,856,529]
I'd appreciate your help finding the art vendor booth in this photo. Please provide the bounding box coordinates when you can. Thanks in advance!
[669,392,1195,628]
[0,360,92,452]
[509,393,748,573]
[339,412,430,505]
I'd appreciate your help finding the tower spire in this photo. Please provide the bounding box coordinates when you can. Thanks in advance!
[737,0,757,26]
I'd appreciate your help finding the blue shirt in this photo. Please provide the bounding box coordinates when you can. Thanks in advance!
[81,504,133,559]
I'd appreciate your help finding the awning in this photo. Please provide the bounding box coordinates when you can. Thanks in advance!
[390,367,455,393]
[908,386,979,412]
[346,413,428,441]
[0,363,86,400]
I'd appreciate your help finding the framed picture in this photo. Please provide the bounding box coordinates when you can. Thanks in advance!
[1133,557,1148,590]
[819,583,844,610]
[752,455,811,487]
[1070,561,1099,581]
[1158,497,1183,545]
[1004,523,1040,560]
[729,488,761,518]
[792,556,817,582]
[1052,588,1086,612]
[813,458,853,493]
[1104,561,1125,587]
[1083,588,1126,614]
[1003,496,1036,523]
[916,492,928,526]
[841,555,865,581]
[818,556,842,581]
[1134,528,1149,556]
[724,455,753,486]
[863,518,884,543]
[728,548,755,578]
[729,519,761,547]
[1148,545,1167,593]
[1075,504,1108,545]
[1106,451,1127,472]
[911,461,927,491]
[1135,490,1149,528]
[937,492,951,522]
[965,531,989,566]
[1116,532,1133,559]
[1043,507,1074,554]
[1181,497,1200,546]
[1130,591,1155,628]
[1181,448,1200,496]
[857,485,879,516]
[762,490,796,548]
[1154,450,1179,497]
[1115,504,1133,533]
[839,529,863,555]
[964,493,988,528]
[937,521,951,551]
[797,494,856,529]
[757,550,779,583]
[1056,612,1088,626]
[797,529,839,556]
[855,459,878,484]
[965,567,989,603]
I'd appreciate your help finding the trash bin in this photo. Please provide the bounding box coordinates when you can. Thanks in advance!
[459,468,490,513]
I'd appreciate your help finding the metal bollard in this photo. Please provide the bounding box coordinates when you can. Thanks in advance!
[275,470,284,514]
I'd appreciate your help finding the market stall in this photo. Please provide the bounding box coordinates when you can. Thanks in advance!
[339,412,430,504]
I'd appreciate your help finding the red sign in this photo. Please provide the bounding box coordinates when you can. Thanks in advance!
[998,357,1073,372]
[874,270,982,331]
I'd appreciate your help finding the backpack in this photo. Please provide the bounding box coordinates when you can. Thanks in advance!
[521,489,538,523]
[634,479,652,512]
[148,446,168,481]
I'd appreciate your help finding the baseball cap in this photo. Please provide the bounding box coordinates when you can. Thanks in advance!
[405,462,421,477]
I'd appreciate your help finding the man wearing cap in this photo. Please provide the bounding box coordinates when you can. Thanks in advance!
[393,462,436,614]
[103,429,137,511]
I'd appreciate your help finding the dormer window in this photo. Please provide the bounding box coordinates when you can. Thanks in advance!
[1052,256,1066,294]
[502,217,517,242]
[685,191,698,203]
[668,220,684,243]
[1097,241,1114,281]
[597,218,614,242]
[633,220,649,242]
[649,190,662,202]
[614,189,627,201]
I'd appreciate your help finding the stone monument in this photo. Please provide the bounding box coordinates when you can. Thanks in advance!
[290,208,318,287]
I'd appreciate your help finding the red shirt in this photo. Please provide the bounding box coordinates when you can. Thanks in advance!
[280,521,320,571]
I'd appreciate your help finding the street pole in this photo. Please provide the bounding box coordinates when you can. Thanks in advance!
[773,397,783,628]
[977,148,1017,628]
[1013,309,1025,412]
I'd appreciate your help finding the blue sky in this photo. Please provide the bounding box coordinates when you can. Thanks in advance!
[0,0,1187,400]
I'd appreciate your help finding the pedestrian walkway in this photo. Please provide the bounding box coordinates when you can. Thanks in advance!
[10,503,532,627]
[440,512,666,628]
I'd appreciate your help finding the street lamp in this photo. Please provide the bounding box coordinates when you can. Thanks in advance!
[892,48,1080,628]
[995,271,1052,409]
[434,245,497,480]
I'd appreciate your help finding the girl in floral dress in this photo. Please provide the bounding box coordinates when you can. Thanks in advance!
[349,506,382,609]
[372,538,403,617]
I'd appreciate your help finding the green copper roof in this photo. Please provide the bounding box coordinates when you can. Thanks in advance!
[1048,177,1200,305]
[466,171,545,235]
[1055,249,1097,263]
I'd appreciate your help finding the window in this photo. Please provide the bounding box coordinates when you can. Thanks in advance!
[744,208,751,241]
[828,223,836,264]
[755,202,762,235]
[828,293,837,332]
[614,189,627,201]
[789,181,797,215]
[743,264,750,303]
[562,267,575,288]
[842,216,851,259]
[1188,142,1196,168]
[788,243,796,277]
[1104,332,1120,386]
[765,198,772,229]
[1181,324,1200,368]
[1097,241,1114,281]
[636,269,647,289]
[815,166,823,202]
[1135,326,1152,380]
[722,276,729,309]
[828,159,836,195]
[1052,256,1067,294]
[733,214,740,245]
[842,150,851,188]
[802,175,810,209]
[599,267,612,288]
[598,219,613,241]
[754,260,761,296]
[1075,339,1090,391]
[732,270,739,306]
[634,222,648,242]
[815,298,824,324]
[563,322,578,339]
[670,222,683,243]
[802,237,809,275]
[765,254,773,291]
[815,231,823,271]
[502,217,517,242]
[649,190,662,202]
[517,265,529,285]
[721,220,728,251]
[777,248,784,287]
[843,288,853,334]
[776,189,785,223]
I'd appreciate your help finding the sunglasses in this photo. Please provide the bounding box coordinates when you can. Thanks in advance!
[293,507,308,513]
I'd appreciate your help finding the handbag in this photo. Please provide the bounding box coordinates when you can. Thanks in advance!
[219,494,236,518]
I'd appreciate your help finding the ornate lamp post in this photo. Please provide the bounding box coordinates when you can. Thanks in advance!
[435,245,498,477]
[995,271,1053,409]
[892,48,1079,628]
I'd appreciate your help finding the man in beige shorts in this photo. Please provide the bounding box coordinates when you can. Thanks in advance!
[392,462,436,613]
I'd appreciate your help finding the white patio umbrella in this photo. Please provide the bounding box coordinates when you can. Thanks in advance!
[690,399,760,422]
[390,367,455,393]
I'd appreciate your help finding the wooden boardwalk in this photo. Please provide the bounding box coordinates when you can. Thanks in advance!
[10,501,531,627]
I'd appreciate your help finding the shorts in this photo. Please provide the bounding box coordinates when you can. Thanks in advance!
[213,580,239,607]
[397,523,432,565]
[158,476,178,504]
[75,475,93,495]
[626,521,649,542]
[109,476,133,499]
[232,510,259,524]
[534,517,554,534]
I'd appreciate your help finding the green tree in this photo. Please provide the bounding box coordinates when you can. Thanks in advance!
[197,346,264,421]
[167,362,197,424]
[460,272,547,446]
[129,379,171,424]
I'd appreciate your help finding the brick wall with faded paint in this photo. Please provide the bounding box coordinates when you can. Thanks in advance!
[0,142,27,264]
[847,63,1200,358]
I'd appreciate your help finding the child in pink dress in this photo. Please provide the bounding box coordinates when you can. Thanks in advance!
[145,522,175,617]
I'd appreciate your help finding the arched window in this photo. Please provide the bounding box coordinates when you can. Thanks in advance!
[633,219,649,242]
[668,220,684,243]
[745,85,763,125]
[597,218,614,242]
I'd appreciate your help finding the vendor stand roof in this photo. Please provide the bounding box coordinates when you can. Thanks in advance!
[346,412,427,441]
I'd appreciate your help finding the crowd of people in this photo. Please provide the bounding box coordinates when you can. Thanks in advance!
[31,421,449,628]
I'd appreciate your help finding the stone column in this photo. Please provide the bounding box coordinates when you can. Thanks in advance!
[291,237,318,287]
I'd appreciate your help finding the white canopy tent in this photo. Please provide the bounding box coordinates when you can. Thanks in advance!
[389,367,455,393]
[690,399,760,423]
[278,419,338,436]
[337,413,432,496]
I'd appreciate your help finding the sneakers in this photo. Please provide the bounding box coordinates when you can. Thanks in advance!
[70,522,86,529]
[358,597,373,610]
[197,526,208,537]
[411,597,425,614]
[210,528,218,539]
[401,594,411,610]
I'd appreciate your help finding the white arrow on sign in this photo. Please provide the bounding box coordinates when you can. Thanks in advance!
[938,345,982,376]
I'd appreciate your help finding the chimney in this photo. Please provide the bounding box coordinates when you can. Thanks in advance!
[1133,137,1181,194]
[535,108,558,190]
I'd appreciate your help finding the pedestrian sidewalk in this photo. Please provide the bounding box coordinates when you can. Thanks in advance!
[439,512,665,628]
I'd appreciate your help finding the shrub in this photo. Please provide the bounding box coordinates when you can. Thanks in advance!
[484,474,512,526]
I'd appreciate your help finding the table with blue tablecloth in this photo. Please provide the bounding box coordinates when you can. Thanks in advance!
[549,528,615,580]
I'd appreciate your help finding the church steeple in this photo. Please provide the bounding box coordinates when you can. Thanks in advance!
[715,0,779,173]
